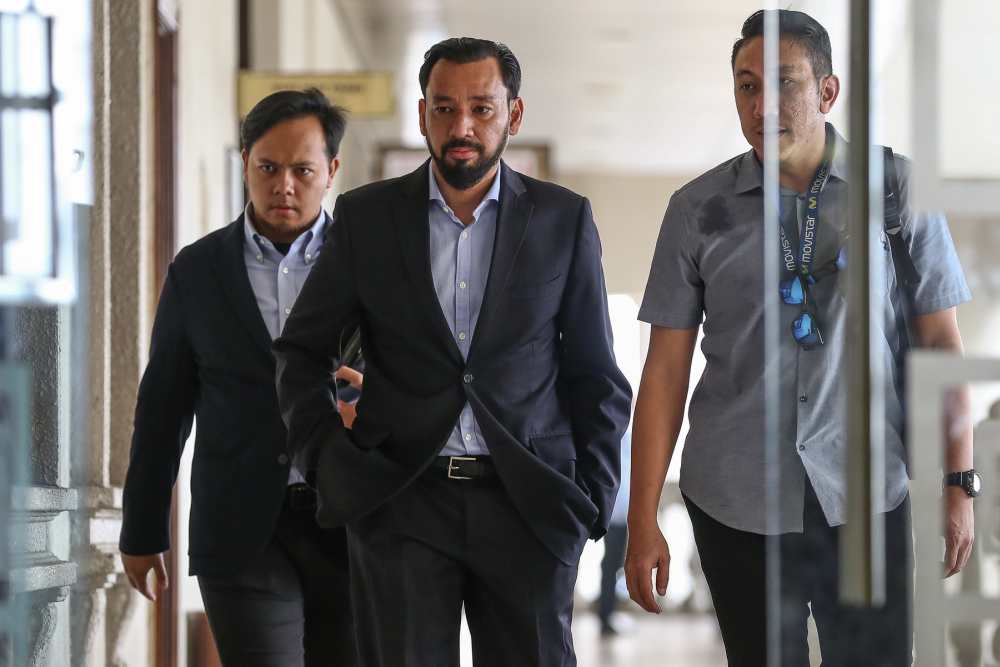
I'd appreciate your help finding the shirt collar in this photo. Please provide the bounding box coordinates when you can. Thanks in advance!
[244,203,327,260]
[733,122,849,195]
[428,165,502,221]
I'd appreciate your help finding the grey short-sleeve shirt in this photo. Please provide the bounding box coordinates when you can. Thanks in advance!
[639,125,971,535]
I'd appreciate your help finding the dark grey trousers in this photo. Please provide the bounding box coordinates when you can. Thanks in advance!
[346,463,583,667]
[686,481,912,667]
[198,496,357,667]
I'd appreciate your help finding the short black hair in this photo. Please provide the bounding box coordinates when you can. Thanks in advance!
[240,88,347,160]
[419,37,522,100]
[732,9,833,81]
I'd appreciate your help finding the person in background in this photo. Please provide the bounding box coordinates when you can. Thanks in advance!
[598,428,631,638]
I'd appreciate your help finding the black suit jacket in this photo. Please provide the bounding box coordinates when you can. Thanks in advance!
[274,162,631,565]
[119,214,336,576]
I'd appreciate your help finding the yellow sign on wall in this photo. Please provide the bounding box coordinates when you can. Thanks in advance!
[238,71,395,118]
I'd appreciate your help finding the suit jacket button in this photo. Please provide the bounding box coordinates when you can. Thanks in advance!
[463,373,474,384]
[277,454,289,465]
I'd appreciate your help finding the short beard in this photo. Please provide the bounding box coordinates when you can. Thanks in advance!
[427,128,508,191]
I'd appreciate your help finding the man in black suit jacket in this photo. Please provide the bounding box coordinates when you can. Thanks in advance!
[119,89,358,666]
[274,39,632,666]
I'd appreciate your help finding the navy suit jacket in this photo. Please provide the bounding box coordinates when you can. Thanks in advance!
[274,162,631,565]
[119,213,342,576]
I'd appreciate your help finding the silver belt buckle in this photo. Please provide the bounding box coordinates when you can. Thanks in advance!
[447,455,476,480]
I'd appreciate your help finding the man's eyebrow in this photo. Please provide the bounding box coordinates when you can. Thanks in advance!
[735,65,797,78]
[431,94,456,103]
[470,94,500,103]
[252,158,319,167]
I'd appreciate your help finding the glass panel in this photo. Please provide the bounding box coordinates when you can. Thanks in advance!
[0,2,87,662]
[0,351,30,662]
[11,11,47,98]
[753,2,921,663]
[0,5,77,304]
[3,109,53,278]
[940,1,1000,179]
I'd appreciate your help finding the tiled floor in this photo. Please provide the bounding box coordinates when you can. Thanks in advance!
[573,613,728,667]
[458,611,729,666]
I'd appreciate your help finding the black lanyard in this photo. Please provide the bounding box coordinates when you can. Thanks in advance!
[779,161,831,280]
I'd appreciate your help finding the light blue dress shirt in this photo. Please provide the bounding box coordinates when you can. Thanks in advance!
[243,204,327,483]
[428,169,501,457]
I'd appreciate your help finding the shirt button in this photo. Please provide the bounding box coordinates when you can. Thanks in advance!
[282,267,289,275]
[459,281,467,290]
[284,308,291,315]
[463,373,474,384]
[799,395,808,403]
[458,332,466,341]
[798,445,806,452]
[278,454,289,465]
[306,253,312,261]
[461,231,469,240]
[256,254,262,262]
[464,433,472,441]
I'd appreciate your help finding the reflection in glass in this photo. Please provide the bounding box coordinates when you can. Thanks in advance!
[0,8,57,284]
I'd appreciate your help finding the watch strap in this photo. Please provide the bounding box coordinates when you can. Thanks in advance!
[944,469,980,498]
[944,471,964,487]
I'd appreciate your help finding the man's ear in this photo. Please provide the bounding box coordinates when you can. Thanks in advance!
[326,157,341,191]
[241,148,250,181]
[819,74,840,114]
[508,97,525,136]
[418,98,428,137]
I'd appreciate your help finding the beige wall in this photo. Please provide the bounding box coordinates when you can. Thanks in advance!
[250,0,374,196]
[174,1,239,661]
[559,171,693,300]
[177,0,239,246]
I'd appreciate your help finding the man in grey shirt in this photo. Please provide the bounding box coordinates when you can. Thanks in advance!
[625,10,974,666]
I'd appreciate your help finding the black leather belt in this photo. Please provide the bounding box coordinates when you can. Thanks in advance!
[286,483,317,511]
[431,455,496,480]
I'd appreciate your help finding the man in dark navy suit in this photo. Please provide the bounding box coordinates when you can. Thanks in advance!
[119,89,358,666]
[274,39,632,667]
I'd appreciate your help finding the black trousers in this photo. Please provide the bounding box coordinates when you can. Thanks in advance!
[686,482,912,667]
[598,523,628,624]
[198,489,357,667]
[346,460,582,667]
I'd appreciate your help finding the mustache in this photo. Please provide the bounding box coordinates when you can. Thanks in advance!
[441,139,484,154]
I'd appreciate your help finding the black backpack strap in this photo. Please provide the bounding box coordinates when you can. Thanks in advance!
[883,147,921,294]
[883,147,919,455]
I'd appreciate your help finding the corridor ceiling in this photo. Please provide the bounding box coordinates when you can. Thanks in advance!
[335,0,913,176]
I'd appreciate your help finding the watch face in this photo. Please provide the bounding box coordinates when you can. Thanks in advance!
[972,472,982,495]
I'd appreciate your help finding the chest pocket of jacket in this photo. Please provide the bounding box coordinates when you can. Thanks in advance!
[508,273,562,300]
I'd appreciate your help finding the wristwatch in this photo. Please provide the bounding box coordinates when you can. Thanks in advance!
[944,469,982,498]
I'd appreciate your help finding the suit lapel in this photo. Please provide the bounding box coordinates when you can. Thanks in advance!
[468,163,533,361]
[214,216,275,360]
[393,162,465,365]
